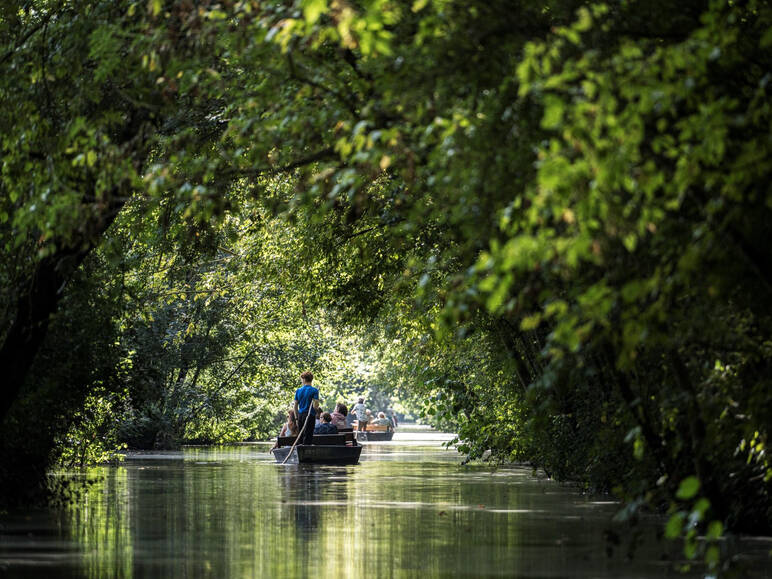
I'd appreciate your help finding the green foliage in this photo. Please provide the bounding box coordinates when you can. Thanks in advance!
[56,389,128,468]
[102,200,394,448]
[1,3,771,572]
[666,475,726,572]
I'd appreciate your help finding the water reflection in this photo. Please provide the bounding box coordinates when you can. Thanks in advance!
[279,465,352,540]
[0,436,770,578]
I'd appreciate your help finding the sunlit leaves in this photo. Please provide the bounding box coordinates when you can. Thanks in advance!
[302,0,327,26]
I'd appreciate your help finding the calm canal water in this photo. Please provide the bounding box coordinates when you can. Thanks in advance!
[1,428,769,578]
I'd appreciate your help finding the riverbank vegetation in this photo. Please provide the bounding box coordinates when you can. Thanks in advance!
[2,0,770,571]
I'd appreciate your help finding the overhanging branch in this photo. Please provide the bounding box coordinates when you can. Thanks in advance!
[225,147,337,181]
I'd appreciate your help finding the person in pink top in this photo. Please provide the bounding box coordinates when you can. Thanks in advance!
[330,403,348,428]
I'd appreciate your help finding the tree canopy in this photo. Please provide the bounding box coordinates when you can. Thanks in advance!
[1,0,771,569]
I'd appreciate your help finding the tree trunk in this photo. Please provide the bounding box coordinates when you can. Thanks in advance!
[0,248,90,423]
[0,199,127,424]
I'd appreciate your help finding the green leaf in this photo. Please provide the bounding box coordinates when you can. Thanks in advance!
[676,476,700,500]
[542,95,565,129]
[574,6,592,32]
[693,497,710,517]
[665,512,684,539]
[520,314,542,331]
[706,520,723,540]
[633,437,644,460]
[705,545,720,568]
[684,540,698,560]
[692,497,710,521]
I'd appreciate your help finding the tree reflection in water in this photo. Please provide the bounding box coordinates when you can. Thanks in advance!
[0,443,769,578]
[279,465,352,540]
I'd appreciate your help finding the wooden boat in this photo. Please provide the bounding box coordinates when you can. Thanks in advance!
[352,421,395,441]
[271,430,362,465]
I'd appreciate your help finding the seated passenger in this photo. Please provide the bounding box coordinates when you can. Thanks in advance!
[372,411,392,429]
[313,412,338,435]
[330,403,348,428]
[279,409,299,437]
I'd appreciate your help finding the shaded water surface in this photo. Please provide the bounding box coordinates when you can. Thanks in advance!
[1,428,769,577]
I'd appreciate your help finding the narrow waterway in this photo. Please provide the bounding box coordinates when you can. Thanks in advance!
[0,428,769,577]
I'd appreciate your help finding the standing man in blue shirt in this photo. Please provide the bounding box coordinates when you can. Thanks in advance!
[294,371,319,446]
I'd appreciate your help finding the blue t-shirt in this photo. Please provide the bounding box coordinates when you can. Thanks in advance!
[295,384,319,415]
